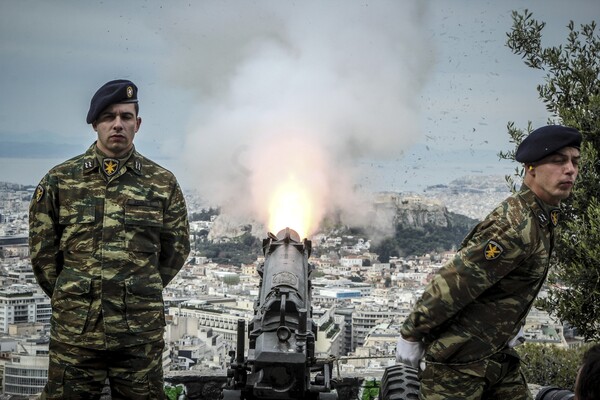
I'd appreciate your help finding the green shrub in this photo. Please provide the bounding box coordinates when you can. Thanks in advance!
[517,342,598,390]
[361,379,379,400]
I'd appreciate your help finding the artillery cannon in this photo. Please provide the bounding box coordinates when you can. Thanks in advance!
[222,228,338,400]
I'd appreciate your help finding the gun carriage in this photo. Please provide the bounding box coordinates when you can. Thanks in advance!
[222,228,337,400]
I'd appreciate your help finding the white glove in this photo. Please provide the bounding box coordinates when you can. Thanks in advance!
[396,335,425,368]
[508,326,526,348]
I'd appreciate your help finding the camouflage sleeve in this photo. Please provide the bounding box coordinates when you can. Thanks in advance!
[401,216,530,340]
[28,173,62,298]
[158,179,190,287]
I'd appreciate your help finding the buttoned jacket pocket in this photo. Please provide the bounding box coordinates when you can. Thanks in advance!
[124,276,165,332]
[52,273,93,334]
[124,199,164,227]
[58,204,96,252]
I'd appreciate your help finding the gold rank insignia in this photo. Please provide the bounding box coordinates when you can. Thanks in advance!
[484,240,504,260]
[34,185,45,202]
[103,158,119,176]
[550,209,560,227]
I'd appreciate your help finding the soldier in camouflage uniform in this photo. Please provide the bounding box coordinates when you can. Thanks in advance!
[29,79,191,399]
[396,125,582,399]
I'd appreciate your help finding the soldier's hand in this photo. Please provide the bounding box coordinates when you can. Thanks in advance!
[396,335,425,368]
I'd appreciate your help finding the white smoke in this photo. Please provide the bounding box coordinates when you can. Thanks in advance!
[157,1,434,235]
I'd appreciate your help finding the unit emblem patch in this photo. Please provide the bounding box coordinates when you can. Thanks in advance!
[103,159,119,176]
[484,240,504,260]
[34,185,45,202]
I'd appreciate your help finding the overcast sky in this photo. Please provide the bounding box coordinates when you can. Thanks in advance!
[1,0,598,202]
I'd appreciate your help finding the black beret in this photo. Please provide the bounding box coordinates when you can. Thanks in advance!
[86,79,138,124]
[515,125,582,163]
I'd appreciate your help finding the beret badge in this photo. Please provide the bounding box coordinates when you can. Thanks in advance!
[127,86,134,99]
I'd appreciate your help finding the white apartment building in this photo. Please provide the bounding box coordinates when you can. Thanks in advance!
[0,235,29,258]
[350,305,403,350]
[2,338,49,397]
[313,307,345,358]
[6,262,37,285]
[168,302,252,347]
[0,287,51,334]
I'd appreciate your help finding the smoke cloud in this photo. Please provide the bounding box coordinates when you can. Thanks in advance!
[158,1,434,236]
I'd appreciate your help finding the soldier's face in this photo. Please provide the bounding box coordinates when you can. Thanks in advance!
[528,147,580,205]
[92,103,141,158]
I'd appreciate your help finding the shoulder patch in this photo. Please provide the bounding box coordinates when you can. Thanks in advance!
[34,185,45,203]
[484,240,504,260]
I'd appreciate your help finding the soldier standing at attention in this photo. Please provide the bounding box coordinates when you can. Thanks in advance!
[29,79,191,399]
[396,125,581,399]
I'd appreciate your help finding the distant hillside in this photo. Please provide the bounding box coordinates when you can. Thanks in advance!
[423,175,512,220]
[368,192,477,260]
[196,191,479,262]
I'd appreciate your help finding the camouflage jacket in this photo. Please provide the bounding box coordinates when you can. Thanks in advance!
[401,185,558,364]
[29,143,190,350]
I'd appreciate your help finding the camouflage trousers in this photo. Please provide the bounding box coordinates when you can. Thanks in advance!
[418,353,532,400]
[40,338,166,400]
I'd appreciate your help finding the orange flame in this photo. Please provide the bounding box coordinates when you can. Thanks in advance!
[268,174,312,239]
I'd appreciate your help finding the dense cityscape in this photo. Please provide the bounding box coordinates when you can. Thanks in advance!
[0,176,581,398]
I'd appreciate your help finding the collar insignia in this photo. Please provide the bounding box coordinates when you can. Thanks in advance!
[550,209,560,227]
[103,158,119,176]
[536,210,549,226]
[34,185,45,203]
[484,240,504,261]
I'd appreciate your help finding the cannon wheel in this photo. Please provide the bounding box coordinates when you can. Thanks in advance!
[379,364,419,400]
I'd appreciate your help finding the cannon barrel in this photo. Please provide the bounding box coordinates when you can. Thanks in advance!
[223,228,337,400]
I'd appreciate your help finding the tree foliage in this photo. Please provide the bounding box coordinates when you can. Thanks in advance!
[222,274,241,286]
[195,232,261,265]
[361,379,380,400]
[189,207,220,222]
[517,342,597,389]
[503,10,600,340]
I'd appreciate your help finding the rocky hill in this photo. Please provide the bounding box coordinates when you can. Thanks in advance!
[373,192,451,228]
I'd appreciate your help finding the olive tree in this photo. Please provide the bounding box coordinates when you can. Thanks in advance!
[501,10,600,341]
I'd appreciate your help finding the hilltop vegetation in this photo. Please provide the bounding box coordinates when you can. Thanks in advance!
[371,211,476,262]
[193,201,477,265]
